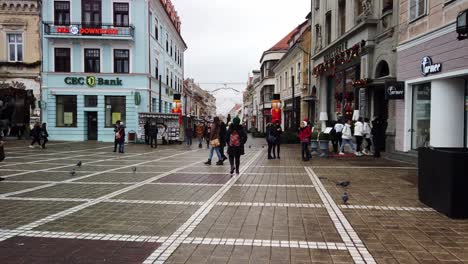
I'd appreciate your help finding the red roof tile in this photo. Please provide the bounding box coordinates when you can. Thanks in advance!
[267,26,301,52]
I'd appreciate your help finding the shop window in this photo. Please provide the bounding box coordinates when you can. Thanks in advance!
[113,2,129,27]
[105,96,126,127]
[54,1,70,26]
[84,48,100,73]
[8,33,23,62]
[54,48,71,72]
[114,49,129,73]
[56,95,77,127]
[409,0,426,21]
[85,95,98,107]
[412,83,431,149]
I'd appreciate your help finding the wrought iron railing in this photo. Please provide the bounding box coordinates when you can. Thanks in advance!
[43,22,135,38]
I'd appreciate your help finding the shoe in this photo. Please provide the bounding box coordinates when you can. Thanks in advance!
[272,156,276,159]
[268,156,273,160]
[339,152,345,155]
[277,156,280,159]
[216,161,223,166]
[355,152,363,157]
[42,146,46,149]
[29,145,34,149]
[362,150,369,155]
[222,157,227,162]
[230,167,235,175]
[113,150,116,152]
[204,160,211,165]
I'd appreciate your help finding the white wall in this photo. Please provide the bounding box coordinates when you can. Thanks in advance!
[430,78,465,148]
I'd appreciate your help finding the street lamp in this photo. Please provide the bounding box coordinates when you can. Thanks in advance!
[457,9,468,40]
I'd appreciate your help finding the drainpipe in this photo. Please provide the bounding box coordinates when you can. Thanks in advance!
[147,1,152,112]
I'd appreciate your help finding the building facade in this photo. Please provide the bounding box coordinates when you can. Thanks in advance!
[396,0,468,152]
[41,0,186,142]
[310,0,399,146]
[0,0,41,135]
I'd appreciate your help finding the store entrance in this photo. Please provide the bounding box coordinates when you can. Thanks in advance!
[87,112,98,140]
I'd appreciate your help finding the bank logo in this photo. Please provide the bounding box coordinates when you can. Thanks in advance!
[421,56,441,76]
[70,25,79,35]
[86,76,96,87]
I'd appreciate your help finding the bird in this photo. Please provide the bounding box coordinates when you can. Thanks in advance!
[76,161,82,167]
[336,181,350,187]
[342,193,349,205]
[248,145,251,149]
[70,169,76,176]
[262,146,264,148]
[131,167,137,173]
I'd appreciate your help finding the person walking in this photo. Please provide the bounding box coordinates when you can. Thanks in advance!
[266,123,274,159]
[144,121,150,145]
[226,117,248,175]
[161,124,168,145]
[332,120,344,153]
[371,116,386,158]
[272,120,282,159]
[204,123,211,149]
[29,122,41,149]
[196,123,204,148]
[149,121,158,148]
[363,118,372,155]
[185,125,193,146]
[0,132,5,181]
[354,118,364,157]
[116,122,126,153]
[298,121,312,161]
[219,121,228,161]
[204,117,223,165]
[40,123,49,149]
[113,120,121,152]
[340,120,356,155]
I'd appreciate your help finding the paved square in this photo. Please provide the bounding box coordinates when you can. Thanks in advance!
[0,139,467,263]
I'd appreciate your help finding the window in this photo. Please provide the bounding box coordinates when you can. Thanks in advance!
[82,0,102,27]
[8,33,23,62]
[409,0,426,21]
[290,67,294,86]
[297,63,301,84]
[314,0,320,10]
[85,95,98,107]
[166,69,169,85]
[325,12,332,45]
[113,2,129,27]
[105,96,126,127]
[338,0,346,35]
[170,72,173,88]
[54,1,70,25]
[166,34,169,52]
[152,98,157,112]
[356,0,363,16]
[56,96,77,127]
[155,59,159,78]
[155,19,159,40]
[170,40,173,56]
[411,83,431,149]
[114,49,129,73]
[160,25,163,41]
[84,49,100,73]
[54,48,71,72]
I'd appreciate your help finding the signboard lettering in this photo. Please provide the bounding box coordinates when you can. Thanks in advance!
[64,76,123,87]
[56,26,119,35]
[421,56,442,76]
[385,81,405,100]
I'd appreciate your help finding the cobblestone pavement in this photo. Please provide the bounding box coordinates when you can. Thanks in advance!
[0,139,467,264]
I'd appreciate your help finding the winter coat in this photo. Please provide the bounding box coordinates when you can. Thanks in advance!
[298,126,311,143]
[342,124,353,140]
[219,123,227,147]
[226,125,248,156]
[185,127,193,138]
[272,125,283,144]
[363,122,372,138]
[209,123,220,141]
[116,126,125,143]
[354,121,364,137]
[31,126,41,138]
[41,127,49,139]
[196,125,204,137]
[149,125,158,137]
[334,123,344,133]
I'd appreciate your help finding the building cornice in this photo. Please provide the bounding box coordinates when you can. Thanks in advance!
[0,0,40,13]
[396,22,456,52]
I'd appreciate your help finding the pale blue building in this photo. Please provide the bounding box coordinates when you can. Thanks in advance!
[41,0,187,142]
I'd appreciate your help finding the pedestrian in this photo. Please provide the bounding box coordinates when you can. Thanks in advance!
[332,119,344,153]
[161,124,168,145]
[117,122,126,153]
[339,119,356,155]
[371,116,386,158]
[40,123,49,149]
[144,121,150,145]
[219,121,228,161]
[0,132,5,181]
[363,118,372,155]
[272,120,282,159]
[266,123,274,159]
[204,117,223,165]
[204,123,211,149]
[226,117,247,175]
[298,121,312,161]
[354,117,364,157]
[29,122,41,149]
[113,120,121,152]
[185,124,193,146]
[149,121,158,148]
[196,123,204,148]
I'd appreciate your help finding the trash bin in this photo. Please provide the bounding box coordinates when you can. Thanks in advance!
[128,130,136,143]
[418,147,468,219]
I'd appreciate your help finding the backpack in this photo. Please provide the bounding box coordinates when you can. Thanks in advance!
[230,130,241,147]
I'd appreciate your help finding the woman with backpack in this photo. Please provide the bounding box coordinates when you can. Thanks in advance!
[298,121,312,161]
[226,117,247,175]
[41,123,49,149]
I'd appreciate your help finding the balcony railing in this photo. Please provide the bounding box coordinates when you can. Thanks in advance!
[43,22,135,39]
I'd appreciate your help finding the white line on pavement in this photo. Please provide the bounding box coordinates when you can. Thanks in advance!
[311,166,417,170]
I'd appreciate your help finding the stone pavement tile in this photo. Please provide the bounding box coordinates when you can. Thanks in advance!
[113,185,221,201]
[13,183,128,199]
[77,172,164,183]
[244,167,307,174]
[0,182,44,194]
[165,244,199,264]
[155,173,230,184]
[35,203,199,236]
[4,171,88,182]
[237,174,312,185]
[113,166,176,173]
[46,164,124,172]
[179,166,231,174]
[0,200,82,229]
[219,186,321,204]
[191,206,342,243]
[0,236,160,264]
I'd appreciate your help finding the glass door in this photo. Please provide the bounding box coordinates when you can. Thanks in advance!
[411,83,431,149]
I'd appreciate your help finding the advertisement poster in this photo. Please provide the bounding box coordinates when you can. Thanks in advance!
[64,112,73,125]
[112,112,121,124]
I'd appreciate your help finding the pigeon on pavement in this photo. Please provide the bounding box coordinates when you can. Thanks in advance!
[342,193,349,204]
[76,161,82,167]
[336,181,350,187]
[131,167,137,173]
[70,169,76,176]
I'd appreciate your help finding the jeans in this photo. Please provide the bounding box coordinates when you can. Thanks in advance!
[208,146,222,161]
[340,139,355,153]
[119,143,125,153]
[273,143,280,158]
[301,142,311,160]
[198,137,203,147]
[186,136,192,145]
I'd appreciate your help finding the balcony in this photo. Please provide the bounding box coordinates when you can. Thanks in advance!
[43,22,135,40]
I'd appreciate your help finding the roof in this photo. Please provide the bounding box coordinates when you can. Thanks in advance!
[267,27,301,52]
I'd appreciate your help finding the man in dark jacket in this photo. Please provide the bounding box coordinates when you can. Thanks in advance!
[371,116,387,158]
[149,121,158,148]
[113,120,121,152]
[219,121,228,161]
[144,121,150,145]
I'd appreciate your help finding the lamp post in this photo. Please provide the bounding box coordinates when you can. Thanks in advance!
[158,75,162,113]
[291,75,295,131]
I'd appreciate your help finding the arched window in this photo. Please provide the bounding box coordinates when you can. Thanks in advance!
[375,60,390,78]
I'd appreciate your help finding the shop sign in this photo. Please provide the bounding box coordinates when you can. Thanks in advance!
[421,56,442,76]
[57,25,118,35]
[64,76,123,87]
[385,81,405,100]
[324,41,348,61]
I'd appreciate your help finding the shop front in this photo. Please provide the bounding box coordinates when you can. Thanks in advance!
[283,96,301,131]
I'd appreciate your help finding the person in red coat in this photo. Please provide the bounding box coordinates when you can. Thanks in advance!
[298,121,312,161]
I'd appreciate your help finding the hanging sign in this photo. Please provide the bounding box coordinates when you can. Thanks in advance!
[385,81,405,100]
[421,56,442,76]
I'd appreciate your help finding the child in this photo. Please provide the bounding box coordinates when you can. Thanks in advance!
[339,120,356,155]
[363,118,372,155]
[354,118,364,157]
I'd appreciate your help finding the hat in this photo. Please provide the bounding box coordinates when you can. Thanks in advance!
[233,117,240,125]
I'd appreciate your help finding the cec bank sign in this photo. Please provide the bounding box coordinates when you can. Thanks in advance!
[64,76,123,87]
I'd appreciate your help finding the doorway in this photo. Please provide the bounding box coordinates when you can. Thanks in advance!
[87,112,98,140]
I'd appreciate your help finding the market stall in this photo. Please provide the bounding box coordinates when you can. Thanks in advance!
[138,112,181,144]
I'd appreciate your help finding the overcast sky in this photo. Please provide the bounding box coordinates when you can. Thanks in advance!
[176,0,311,115]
